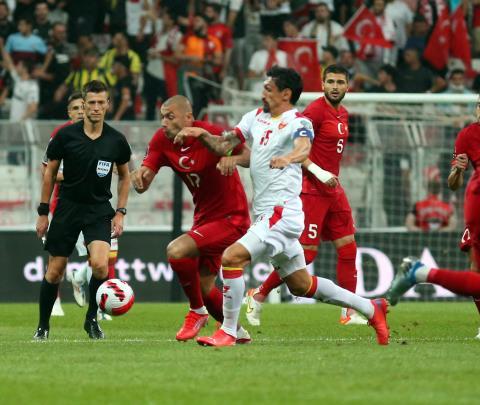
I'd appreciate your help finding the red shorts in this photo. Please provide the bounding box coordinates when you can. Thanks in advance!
[459,227,472,252]
[188,216,250,274]
[299,191,355,246]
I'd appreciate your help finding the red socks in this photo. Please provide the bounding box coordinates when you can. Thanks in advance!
[258,270,283,297]
[428,268,480,297]
[108,251,117,279]
[204,286,224,322]
[169,257,204,309]
[336,242,357,293]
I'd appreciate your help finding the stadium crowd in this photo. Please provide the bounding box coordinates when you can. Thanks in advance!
[0,0,477,122]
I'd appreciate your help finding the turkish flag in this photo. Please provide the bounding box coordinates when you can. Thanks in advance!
[450,6,472,74]
[343,5,393,48]
[423,8,450,70]
[278,39,322,92]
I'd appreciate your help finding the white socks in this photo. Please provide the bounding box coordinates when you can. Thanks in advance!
[313,277,374,319]
[221,275,245,338]
[413,265,430,283]
[191,306,208,315]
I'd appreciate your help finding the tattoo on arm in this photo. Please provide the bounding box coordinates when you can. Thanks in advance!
[198,130,241,156]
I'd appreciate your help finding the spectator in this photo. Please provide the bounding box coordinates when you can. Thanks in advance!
[282,18,302,39]
[13,0,36,22]
[105,0,127,34]
[176,13,222,117]
[65,0,103,42]
[54,48,114,102]
[405,180,455,232]
[258,0,291,38]
[385,0,414,61]
[396,47,433,92]
[339,49,367,91]
[473,1,480,57]
[404,14,429,55]
[359,0,396,75]
[47,0,69,25]
[111,55,136,121]
[205,2,233,81]
[366,64,398,93]
[247,32,287,81]
[126,0,154,61]
[300,2,348,62]
[144,7,182,120]
[0,1,15,42]
[36,22,77,118]
[444,69,473,95]
[99,31,142,85]
[33,1,52,42]
[1,42,39,121]
[5,17,47,63]
[321,45,338,70]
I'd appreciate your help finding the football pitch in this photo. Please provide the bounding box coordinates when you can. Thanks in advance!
[1,302,479,404]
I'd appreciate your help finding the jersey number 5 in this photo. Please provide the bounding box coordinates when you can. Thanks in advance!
[260,130,272,146]
[336,139,344,153]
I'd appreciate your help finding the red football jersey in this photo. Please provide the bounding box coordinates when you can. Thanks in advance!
[142,120,250,226]
[207,23,233,51]
[453,122,480,186]
[301,97,349,196]
[413,194,453,231]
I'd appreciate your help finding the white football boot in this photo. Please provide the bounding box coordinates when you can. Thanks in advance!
[245,288,263,326]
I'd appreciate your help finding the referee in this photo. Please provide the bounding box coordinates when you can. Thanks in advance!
[35,80,131,340]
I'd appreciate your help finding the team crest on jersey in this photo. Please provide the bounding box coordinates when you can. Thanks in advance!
[278,121,287,130]
[96,160,112,177]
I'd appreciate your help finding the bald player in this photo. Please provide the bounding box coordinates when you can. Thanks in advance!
[132,96,252,342]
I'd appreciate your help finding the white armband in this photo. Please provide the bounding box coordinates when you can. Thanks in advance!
[307,162,335,183]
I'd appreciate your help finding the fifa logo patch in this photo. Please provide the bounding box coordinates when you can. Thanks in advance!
[96,160,112,177]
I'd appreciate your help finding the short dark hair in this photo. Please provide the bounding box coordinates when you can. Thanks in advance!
[322,64,349,81]
[82,80,109,99]
[449,68,465,78]
[205,2,222,14]
[266,66,303,105]
[379,64,397,79]
[67,91,83,105]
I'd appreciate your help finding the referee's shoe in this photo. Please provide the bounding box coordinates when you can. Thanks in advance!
[84,318,105,339]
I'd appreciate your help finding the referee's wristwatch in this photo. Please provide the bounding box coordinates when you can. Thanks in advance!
[116,208,127,216]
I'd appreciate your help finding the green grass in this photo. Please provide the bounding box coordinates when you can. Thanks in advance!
[1,302,480,404]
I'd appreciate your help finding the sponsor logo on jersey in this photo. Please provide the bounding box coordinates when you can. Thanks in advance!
[96,160,112,177]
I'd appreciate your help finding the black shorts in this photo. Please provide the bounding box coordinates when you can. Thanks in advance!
[45,198,115,257]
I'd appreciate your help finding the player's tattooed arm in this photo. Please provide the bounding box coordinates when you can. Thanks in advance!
[448,153,468,190]
[174,127,241,156]
[270,137,311,169]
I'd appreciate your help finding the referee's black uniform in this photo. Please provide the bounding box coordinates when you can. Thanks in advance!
[45,120,131,256]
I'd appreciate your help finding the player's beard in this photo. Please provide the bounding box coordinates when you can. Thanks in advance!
[262,100,270,113]
[325,90,346,107]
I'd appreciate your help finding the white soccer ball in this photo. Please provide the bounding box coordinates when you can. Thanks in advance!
[96,279,135,316]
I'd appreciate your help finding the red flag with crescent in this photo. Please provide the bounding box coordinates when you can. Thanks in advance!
[343,5,393,48]
[423,8,450,70]
[277,38,322,92]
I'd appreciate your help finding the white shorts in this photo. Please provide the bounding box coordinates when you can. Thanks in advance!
[238,202,306,278]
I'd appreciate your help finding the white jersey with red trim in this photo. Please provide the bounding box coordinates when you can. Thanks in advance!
[235,107,314,215]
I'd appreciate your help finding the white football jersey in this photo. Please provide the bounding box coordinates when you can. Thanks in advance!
[235,107,314,215]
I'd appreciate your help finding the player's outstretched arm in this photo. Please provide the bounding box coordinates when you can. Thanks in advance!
[270,137,311,169]
[448,153,468,191]
[174,127,241,156]
[131,166,156,194]
[302,158,338,188]
[217,144,251,176]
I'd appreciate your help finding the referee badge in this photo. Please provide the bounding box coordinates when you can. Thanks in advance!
[96,160,112,177]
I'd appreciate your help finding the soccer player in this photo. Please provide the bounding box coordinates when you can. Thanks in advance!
[244,64,366,326]
[34,80,131,340]
[175,66,389,347]
[131,95,252,342]
[388,99,480,335]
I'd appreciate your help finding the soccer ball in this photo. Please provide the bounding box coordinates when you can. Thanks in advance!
[96,279,135,316]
